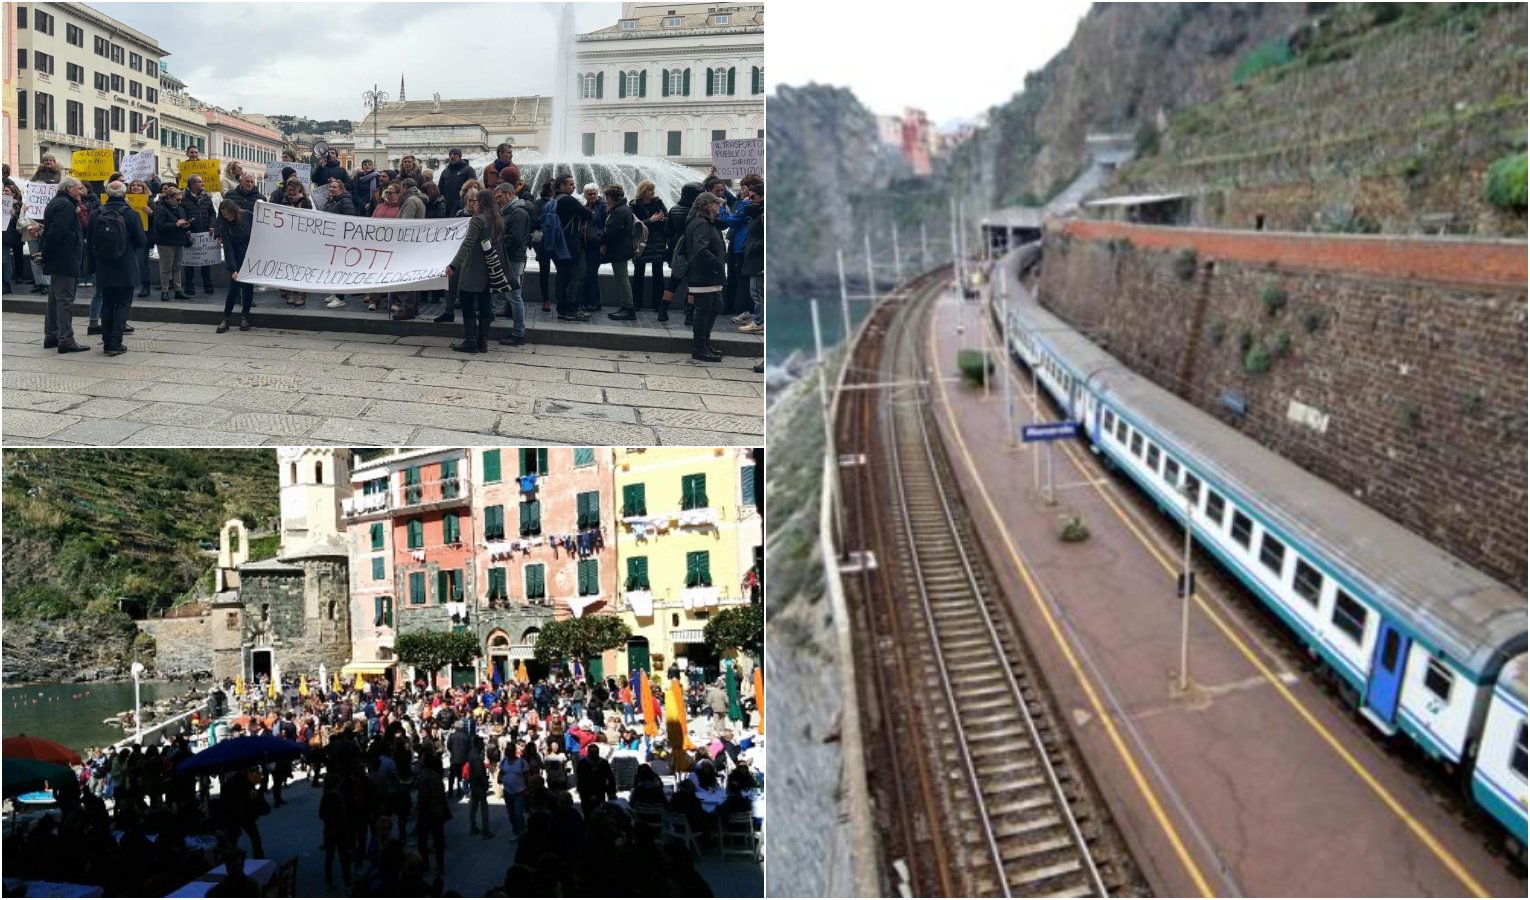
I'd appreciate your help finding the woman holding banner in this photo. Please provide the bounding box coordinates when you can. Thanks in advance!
[363,183,404,312]
[443,189,504,355]
[214,199,253,334]
[275,178,314,307]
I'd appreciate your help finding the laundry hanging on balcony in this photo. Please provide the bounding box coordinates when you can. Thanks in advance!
[677,508,718,528]
[518,473,538,493]
[567,596,604,618]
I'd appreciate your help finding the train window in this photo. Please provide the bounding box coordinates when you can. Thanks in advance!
[1259,533,1286,576]
[1184,472,1202,507]
[1423,657,1454,703]
[1205,490,1226,527]
[1115,419,1128,444]
[1332,590,1367,645]
[1130,432,1143,458]
[1164,457,1181,486]
[1103,409,1115,434]
[1293,559,1323,606]
[1230,510,1254,549]
[1145,444,1161,473]
[1513,724,1527,779]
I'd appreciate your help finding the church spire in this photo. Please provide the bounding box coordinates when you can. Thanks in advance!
[399,73,405,102]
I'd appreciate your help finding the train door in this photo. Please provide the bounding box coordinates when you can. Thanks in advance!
[1365,621,1410,726]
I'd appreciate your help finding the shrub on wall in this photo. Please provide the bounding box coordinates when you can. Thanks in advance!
[1260,287,1289,317]
[1485,152,1527,213]
[1233,37,1293,85]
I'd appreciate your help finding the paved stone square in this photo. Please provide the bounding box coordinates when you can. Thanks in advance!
[1,313,764,446]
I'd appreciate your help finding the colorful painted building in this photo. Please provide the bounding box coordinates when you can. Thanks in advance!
[613,447,761,677]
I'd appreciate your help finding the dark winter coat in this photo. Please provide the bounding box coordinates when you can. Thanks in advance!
[585,198,608,251]
[313,160,350,188]
[225,185,264,217]
[437,160,477,215]
[351,169,380,210]
[424,196,447,219]
[182,189,216,233]
[631,197,668,262]
[500,197,533,264]
[665,183,702,259]
[322,192,356,216]
[151,201,192,246]
[447,214,497,293]
[30,165,62,185]
[86,197,147,287]
[603,200,636,263]
[216,212,251,272]
[40,191,85,275]
[742,203,763,278]
[684,209,726,289]
[274,192,314,211]
[554,194,591,260]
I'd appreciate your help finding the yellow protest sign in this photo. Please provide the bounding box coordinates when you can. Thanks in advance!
[178,159,222,188]
[98,193,152,229]
[71,148,115,181]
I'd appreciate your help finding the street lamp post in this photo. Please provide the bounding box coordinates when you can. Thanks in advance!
[130,661,145,744]
[362,84,389,167]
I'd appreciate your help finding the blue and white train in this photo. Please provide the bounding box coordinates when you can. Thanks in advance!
[993,247,1528,850]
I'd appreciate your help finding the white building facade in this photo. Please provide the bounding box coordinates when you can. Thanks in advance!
[572,2,764,168]
[6,1,166,177]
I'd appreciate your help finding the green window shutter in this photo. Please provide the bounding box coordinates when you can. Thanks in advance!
[595,71,604,99]
[519,449,531,476]
[622,483,647,517]
[452,569,464,601]
[727,66,736,95]
[490,567,506,599]
[578,490,599,528]
[752,65,760,94]
[382,595,393,626]
[483,449,501,483]
[373,595,382,623]
[696,473,708,507]
[682,473,708,509]
[579,559,598,596]
[404,466,421,503]
[662,70,670,97]
[444,512,459,544]
[520,500,541,536]
[371,557,384,580]
[627,556,649,591]
[683,67,691,96]
[742,465,756,507]
[574,447,594,467]
[407,519,423,549]
[686,551,700,587]
[409,571,426,604]
[706,67,714,96]
[639,69,647,98]
[618,72,626,99]
[537,448,548,474]
[370,522,384,550]
[527,564,545,599]
[441,458,457,479]
[436,570,448,604]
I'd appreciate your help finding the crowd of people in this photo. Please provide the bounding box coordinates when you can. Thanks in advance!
[2,143,764,369]
[4,666,761,897]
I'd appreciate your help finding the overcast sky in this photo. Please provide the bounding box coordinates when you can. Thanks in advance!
[768,0,1093,125]
[99,1,621,121]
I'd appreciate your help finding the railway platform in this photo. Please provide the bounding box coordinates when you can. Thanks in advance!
[924,283,1526,898]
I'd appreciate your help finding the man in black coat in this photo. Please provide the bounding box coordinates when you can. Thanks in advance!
[551,174,592,321]
[89,180,149,355]
[446,722,471,799]
[40,177,91,352]
[602,185,638,321]
[181,174,217,295]
[574,744,618,817]
[436,148,476,216]
[313,150,350,189]
[226,171,264,218]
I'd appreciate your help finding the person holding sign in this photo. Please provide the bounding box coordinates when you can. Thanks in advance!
[214,199,253,334]
[274,178,315,307]
[151,186,194,301]
[442,189,505,354]
[3,182,21,293]
[126,180,154,297]
[88,181,148,356]
[182,175,217,295]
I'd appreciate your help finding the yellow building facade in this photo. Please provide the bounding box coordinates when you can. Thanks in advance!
[613,447,761,678]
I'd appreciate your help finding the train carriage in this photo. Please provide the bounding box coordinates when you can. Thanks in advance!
[1472,654,1528,846]
[995,245,1527,840]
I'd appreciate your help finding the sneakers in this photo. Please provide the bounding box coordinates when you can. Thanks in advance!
[739,322,763,334]
[325,296,346,309]
[731,311,754,325]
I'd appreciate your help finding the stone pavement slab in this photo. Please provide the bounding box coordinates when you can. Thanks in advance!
[2,311,763,446]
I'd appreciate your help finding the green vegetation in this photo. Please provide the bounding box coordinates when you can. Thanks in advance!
[1271,330,1294,359]
[705,602,764,658]
[533,616,632,671]
[2,450,279,622]
[1233,37,1293,85]
[1058,515,1091,543]
[1172,248,1199,281]
[1243,344,1273,375]
[1485,152,1527,212]
[958,350,993,387]
[393,630,481,680]
[1135,120,1161,159]
[1260,286,1289,317]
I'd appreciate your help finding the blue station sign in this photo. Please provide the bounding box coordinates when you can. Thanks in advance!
[1022,421,1081,442]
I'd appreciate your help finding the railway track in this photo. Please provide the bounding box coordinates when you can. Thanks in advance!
[837,269,1135,897]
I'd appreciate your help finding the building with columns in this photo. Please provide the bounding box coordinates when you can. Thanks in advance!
[353,91,553,169]
[5,1,166,176]
[572,2,764,168]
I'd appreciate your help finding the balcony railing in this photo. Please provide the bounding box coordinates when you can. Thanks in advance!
[342,475,470,520]
[34,129,110,150]
[343,492,390,518]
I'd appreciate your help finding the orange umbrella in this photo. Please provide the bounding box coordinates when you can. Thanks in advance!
[298,674,309,698]
[639,671,658,738]
[753,667,764,734]
[665,677,693,770]
[2,736,82,767]
[515,660,530,685]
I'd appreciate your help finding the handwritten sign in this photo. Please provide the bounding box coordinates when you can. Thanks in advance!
[237,200,468,292]
[121,150,157,184]
[265,161,311,196]
[124,192,151,229]
[178,158,222,189]
[70,148,115,181]
[184,232,223,267]
[710,138,763,180]
[21,181,58,219]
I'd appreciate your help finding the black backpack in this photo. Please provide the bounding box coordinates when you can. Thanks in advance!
[93,206,128,262]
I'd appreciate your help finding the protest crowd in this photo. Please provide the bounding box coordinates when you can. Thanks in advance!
[3,663,763,897]
[2,142,764,368]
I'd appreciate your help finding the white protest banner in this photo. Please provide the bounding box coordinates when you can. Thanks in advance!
[184,232,224,268]
[237,201,467,293]
[122,150,157,184]
[22,181,58,219]
[710,138,763,180]
[265,161,312,196]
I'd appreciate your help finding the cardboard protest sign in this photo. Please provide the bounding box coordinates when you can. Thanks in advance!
[265,161,312,196]
[710,138,763,180]
[236,200,468,293]
[121,150,157,184]
[124,192,151,229]
[70,148,115,181]
[185,232,223,267]
[177,159,222,189]
[21,181,58,219]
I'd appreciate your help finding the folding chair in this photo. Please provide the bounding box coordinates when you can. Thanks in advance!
[630,801,665,832]
[661,810,703,857]
[719,812,761,863]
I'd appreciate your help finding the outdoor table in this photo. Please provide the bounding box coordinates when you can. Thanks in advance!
[1,879,104,898]
[166,858,277,897]
[15,792,56,806]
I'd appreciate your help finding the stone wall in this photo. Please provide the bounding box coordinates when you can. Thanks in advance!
[240,558,352,676]
[1038,221,1527,591]
[139,616,216,678]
